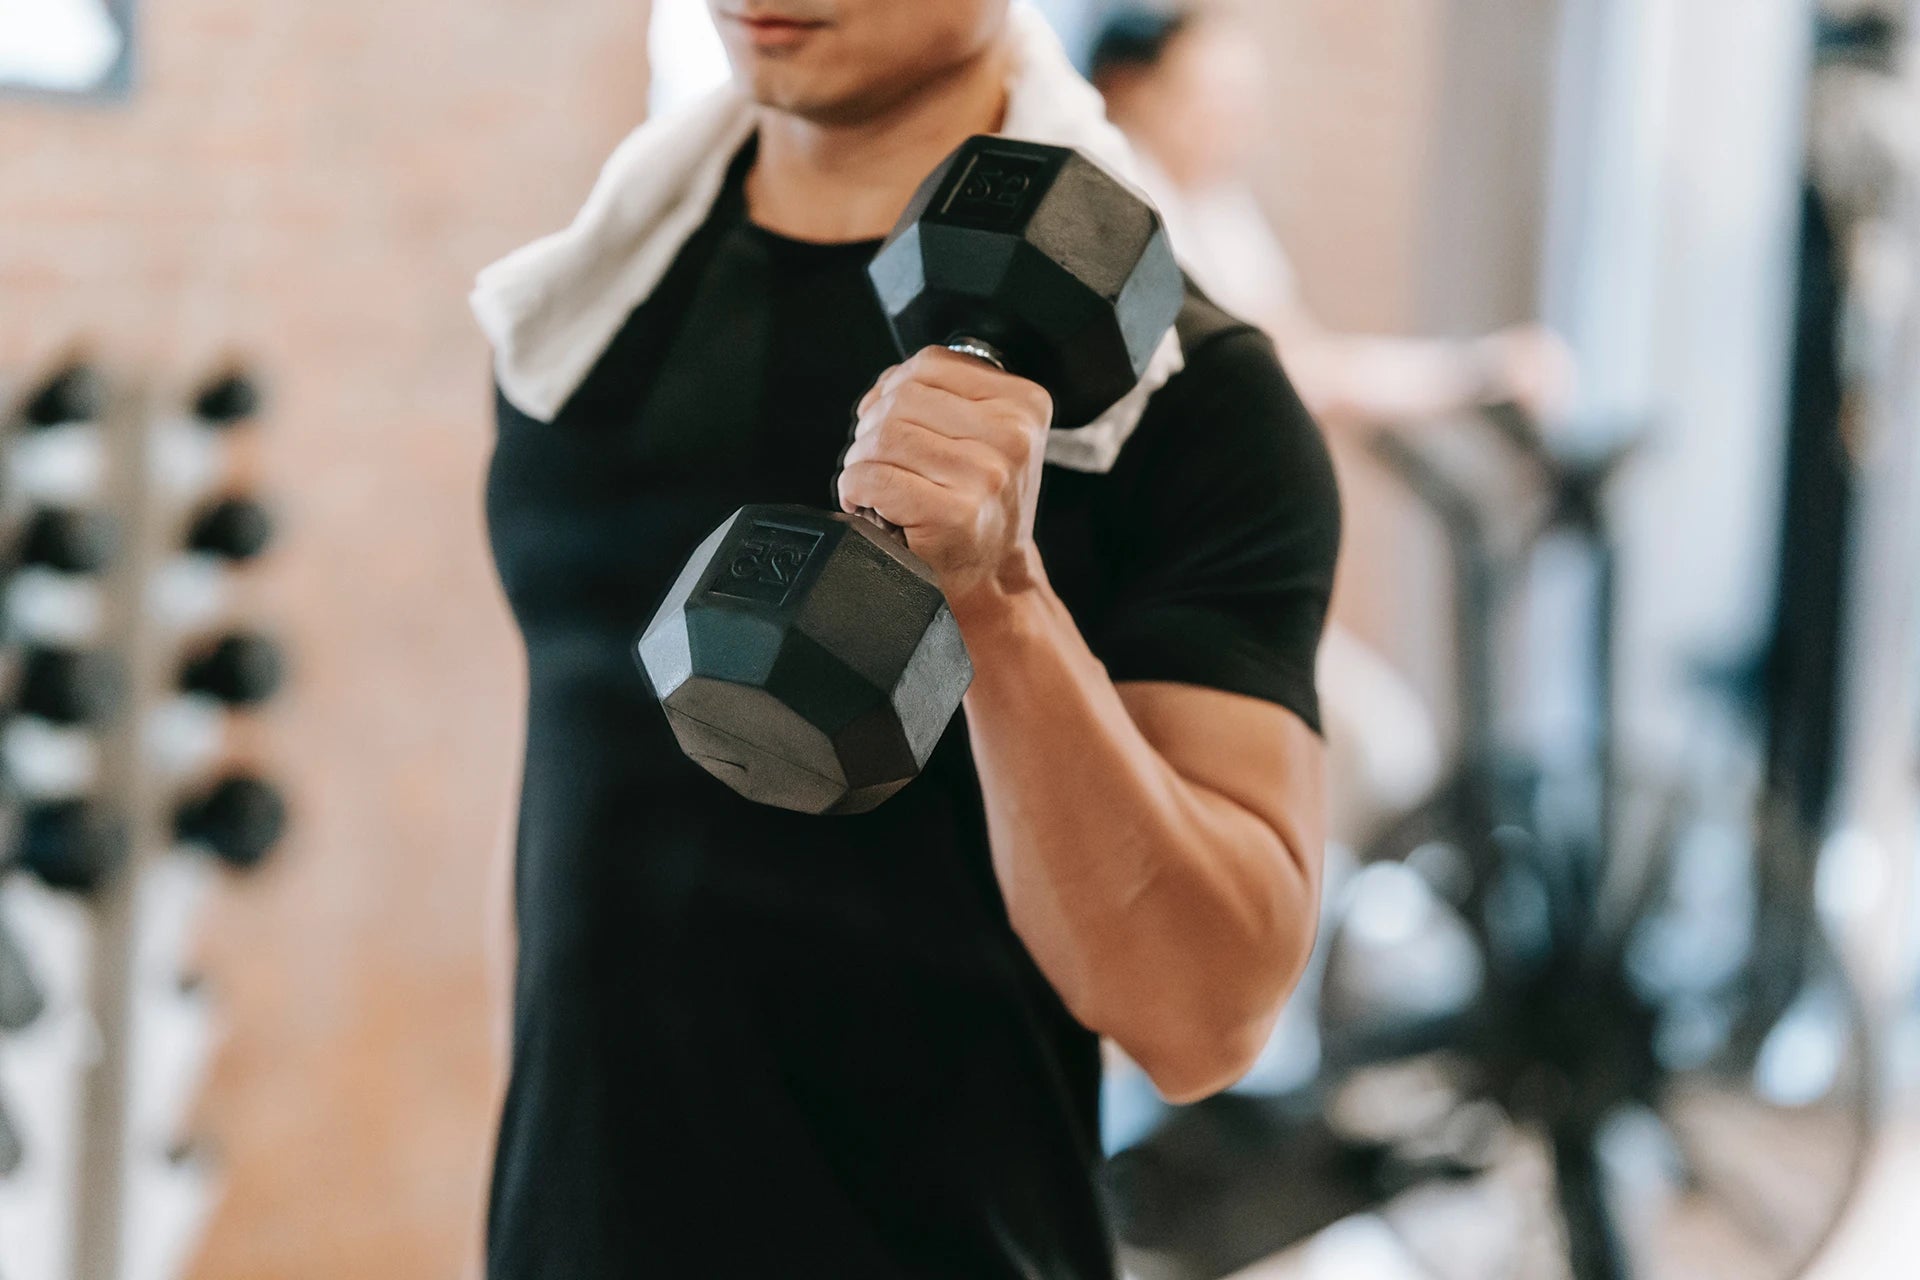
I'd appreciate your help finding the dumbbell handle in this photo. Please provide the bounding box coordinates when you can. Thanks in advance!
[855,335,1008,538]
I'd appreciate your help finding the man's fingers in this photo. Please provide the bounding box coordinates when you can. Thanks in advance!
[862,347,1052,421]
[844,417,1009,494]
[856,366,903,419]
[856,381,1042,461]
[837,461,968,529]
[853,379,976,438]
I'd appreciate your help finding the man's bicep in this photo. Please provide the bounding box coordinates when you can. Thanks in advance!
[1116,680,1326,882]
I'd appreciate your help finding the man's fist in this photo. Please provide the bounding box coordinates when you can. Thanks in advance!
[838,347,1054,610]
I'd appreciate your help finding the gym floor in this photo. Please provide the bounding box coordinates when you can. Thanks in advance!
[1202,1148,1912,1279]
[1214,1107,1920,1279]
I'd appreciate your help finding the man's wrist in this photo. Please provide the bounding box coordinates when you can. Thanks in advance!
[947,545,1056,647]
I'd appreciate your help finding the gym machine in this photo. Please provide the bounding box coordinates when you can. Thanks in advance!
[1105,10,1916,1276]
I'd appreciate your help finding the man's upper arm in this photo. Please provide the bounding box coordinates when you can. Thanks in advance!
[1087,323,1342,736]
[1116,681,1326,882]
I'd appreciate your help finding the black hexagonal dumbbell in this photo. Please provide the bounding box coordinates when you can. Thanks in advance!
[16,647,126,726]
[191,370,262,427]
[185,496,276,562]
[175,773,287,870]
[640,512,971,815]
[16,508,120,575]
[19,360,105,428]
[12,798,130,894]
[638,136,1182,815]
[180,632,285,706]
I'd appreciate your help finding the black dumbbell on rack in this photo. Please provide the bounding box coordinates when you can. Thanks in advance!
[6,797,130,897]
[183,497,275,564]
[150,370,264,507]
[177,632,285,709]
[12,647,126,728]
[19,361,105,430]
[174,773,287,872]
[15,509,120,577]
[156,371,290,873]
[6,360,110,515]
[190,373,259,427]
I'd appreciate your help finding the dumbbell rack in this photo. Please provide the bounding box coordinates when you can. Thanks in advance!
[72,370,186,1280]
[0,359,287,1280]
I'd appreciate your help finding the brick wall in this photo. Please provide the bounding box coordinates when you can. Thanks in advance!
[0,3,1439,1275]
[1,3,651,1275]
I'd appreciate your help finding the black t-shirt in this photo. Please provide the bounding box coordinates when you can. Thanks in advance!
[483,144,1340,1279]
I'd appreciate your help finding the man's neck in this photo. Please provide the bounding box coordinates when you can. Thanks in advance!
[746,43,1012,244]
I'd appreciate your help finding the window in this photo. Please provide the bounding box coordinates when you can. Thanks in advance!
[0,0,134,100]
[647,0,730,116]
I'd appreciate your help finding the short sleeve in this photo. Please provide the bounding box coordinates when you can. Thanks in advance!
[1087,327,1341,734]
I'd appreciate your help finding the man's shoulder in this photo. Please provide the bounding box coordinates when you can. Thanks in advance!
[1172,283,1260,356]
[1088,283,1340,554]
[1125,285,1325,475]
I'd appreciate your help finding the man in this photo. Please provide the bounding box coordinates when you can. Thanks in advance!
[471,3,1338,1276]
[1090,5,1574,427]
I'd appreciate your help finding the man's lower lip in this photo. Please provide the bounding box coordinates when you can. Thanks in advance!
[735,17,828,44]
[733,17,825,31]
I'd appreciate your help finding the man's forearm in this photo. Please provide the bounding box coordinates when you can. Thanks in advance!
[951,567,1321,1101]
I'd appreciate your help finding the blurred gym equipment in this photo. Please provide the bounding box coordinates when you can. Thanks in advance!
[174,774,288,873]
[0,357,293,1280]
[1109,400,1876,1280]
[1113,407,1880,1280]
[183,498,274,564]
[0,898,47,1034]
[1106,10,1920,1280]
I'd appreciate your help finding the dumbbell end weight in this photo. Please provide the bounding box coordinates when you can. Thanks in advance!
[18,648,126,726]
[637,505,972,816]
[644,333,1004,815]
[19,508,120,574]
[176,775,289,869]
[18,801,131,894]
[868,136,1184,430]
[21,362,105,428]
[187,496,277,562]
[181,632,287,706]
[191,371,263,425]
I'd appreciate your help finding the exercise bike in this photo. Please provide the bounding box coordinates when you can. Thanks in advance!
[1106,401,1879,1280]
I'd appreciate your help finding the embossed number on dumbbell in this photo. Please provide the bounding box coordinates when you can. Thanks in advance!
[940,153,1048,229]
[730,541,803,586]
[711,524,822,606]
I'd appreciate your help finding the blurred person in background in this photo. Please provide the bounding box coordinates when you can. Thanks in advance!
[1089,4,1576,431]
[1091,3,1577,843]
[1086,4,1578,1137]
[469,2,1338,1277]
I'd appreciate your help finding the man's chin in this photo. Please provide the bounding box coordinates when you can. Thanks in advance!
[743,77,876,127]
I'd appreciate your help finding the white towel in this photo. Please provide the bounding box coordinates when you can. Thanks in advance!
[469,1,1184,475]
